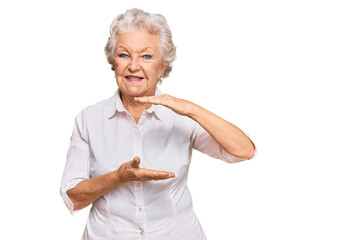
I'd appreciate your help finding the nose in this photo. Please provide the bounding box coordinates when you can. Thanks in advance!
[128,56,141,72]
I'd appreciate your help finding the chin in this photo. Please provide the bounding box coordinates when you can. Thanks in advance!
[119,85,149,97]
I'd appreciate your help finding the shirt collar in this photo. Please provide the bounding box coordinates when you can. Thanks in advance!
[107,87,165,121]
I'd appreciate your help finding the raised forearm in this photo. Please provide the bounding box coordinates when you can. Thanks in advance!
[134,94,255,160]
[189,103,255,160]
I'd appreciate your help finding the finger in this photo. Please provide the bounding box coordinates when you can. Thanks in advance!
[143,169,175,180]
[157,172,175,180]
[131,156,140,168]
[134,96,163,105]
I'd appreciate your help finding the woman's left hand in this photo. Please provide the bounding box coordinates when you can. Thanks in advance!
[136,93,255,160]
[134,94,194,117]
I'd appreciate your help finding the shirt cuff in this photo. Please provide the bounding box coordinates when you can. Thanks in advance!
[218,144,257,163]
[60,179,83,216]
[220,149,248,163]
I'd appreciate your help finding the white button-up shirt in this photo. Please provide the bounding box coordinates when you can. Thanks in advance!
[60,88,245,240]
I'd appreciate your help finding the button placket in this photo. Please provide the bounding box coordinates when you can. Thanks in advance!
[132,124,145,234]
[134,181,144,224]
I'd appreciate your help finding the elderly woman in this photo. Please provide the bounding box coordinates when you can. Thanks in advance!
[60,8,255,240]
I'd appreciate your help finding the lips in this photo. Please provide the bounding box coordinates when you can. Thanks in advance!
[125,75,144,83]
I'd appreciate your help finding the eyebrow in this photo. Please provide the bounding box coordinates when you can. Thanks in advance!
[140,47,153,52]
[116,46,154,53]
[116,46,128,51]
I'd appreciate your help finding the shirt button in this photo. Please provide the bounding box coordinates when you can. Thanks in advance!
[138,207,142,212]
[140,231,144,236]
[136,182,141,187]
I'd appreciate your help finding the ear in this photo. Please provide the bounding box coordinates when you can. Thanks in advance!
[110,58,116,71]
[160,62,169,77]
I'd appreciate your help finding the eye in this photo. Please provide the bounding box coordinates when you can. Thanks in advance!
[119,53,129,58]
[143,55,152,60]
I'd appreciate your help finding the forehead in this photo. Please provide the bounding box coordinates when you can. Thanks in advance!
[115,31,161,52]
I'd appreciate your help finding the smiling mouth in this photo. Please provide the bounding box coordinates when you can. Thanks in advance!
[125,75,144,82]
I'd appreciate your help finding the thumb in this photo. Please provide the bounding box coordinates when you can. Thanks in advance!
[131,156,141,168]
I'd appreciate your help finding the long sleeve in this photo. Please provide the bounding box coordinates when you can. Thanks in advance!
[191,121,256,163]
[60,110,91,215]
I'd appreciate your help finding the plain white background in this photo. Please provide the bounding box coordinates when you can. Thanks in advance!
[0,0,360,239]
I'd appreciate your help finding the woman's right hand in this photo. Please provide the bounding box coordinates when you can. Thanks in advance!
[115,156,175,183]
[67,156,174,211]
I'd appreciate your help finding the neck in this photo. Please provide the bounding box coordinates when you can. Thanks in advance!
[119,90,153,121]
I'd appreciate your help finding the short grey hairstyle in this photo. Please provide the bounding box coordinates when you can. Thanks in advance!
[104,8,176,79]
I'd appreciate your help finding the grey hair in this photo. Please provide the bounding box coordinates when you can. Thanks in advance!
[104,8,176,79]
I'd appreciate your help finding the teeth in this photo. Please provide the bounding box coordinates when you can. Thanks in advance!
[127,76,142,80]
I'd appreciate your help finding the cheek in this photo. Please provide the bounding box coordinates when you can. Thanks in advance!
[150,63,165,78]
[114,67,127,78]
[113,60,126,71]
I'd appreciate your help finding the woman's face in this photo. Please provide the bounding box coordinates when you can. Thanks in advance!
[113,31,168,98]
